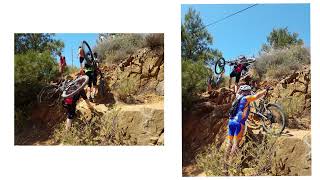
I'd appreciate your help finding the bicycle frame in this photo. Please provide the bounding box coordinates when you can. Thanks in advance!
[247,89,276,128]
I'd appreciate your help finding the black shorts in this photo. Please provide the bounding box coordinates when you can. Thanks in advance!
[64,89,87,119]
[80,57,85,64]
[230,71,241,83]
[85,71,97,88]
[66,104,76,119]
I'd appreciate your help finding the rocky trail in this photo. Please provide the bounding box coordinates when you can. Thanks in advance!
[182,66,311,176]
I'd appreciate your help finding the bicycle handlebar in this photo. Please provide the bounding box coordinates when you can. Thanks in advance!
[225,57,256,65]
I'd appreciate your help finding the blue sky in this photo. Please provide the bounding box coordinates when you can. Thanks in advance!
[181,4,310,71]
[54,33,98,67]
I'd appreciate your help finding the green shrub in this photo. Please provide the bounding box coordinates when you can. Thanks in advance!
[15,50,59,132]
[144,33,164,49]
[182,60,210,108]
[95,34,145,64]
[116,76,140,101]
[254,45,310,80]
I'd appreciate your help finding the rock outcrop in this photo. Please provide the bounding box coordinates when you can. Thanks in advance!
[118,47,164,96]
[272,130,311,175]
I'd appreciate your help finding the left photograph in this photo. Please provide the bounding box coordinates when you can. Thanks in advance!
[14,33,164,145]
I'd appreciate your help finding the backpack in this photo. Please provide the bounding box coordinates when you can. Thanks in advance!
[228,95,243,117]
[235,64,243,73]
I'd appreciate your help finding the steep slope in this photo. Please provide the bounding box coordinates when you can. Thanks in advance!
[182,66,311,176]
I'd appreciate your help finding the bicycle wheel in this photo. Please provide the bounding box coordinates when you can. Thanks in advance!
[38,85,60,107]
[82,41,94,63]
[214,57,225,74]
[261,103,286,135]
[62,75,89,98]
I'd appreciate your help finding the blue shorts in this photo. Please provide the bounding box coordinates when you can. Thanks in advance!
[227,119,244,140]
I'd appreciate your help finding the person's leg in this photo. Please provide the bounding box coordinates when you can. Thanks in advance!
[229,71,236,89]
[231,123,244,155]
[225,120,235,161]
[234,73,241,92]
[236,124,245,146]
[66,105,75,130]
[59,65,64,78]
[225,136,233,161]
[224,135,233,175]
[66,118,72,130]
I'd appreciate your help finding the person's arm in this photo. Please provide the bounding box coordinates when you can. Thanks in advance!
[245,89,267,103]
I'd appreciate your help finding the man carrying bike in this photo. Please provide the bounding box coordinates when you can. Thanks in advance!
[81,52,98,102]
[229,55,248,92]
[63,75,94,130]
[225,85,269,162]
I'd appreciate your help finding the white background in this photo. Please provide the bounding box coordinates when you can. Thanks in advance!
[0,0,318,179]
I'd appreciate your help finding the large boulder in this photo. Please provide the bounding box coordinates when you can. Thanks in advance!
[114,103,164,145]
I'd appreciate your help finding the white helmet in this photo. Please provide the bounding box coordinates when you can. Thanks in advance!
[239,85,251,91]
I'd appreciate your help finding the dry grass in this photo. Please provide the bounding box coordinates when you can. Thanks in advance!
[52,108,131,145]
[195,135,278,176]
[114,75,140,102]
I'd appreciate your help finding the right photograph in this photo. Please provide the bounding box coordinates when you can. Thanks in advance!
[181,4,310,176]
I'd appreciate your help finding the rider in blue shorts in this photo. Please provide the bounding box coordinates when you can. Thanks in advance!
[225,85,268,161]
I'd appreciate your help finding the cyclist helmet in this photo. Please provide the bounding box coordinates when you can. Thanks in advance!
[239,85,251,91]
[238,55,246,60]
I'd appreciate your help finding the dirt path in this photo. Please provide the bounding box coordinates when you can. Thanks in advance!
[281,128,310,140]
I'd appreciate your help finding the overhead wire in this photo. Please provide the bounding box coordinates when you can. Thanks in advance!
[203,4,259,29]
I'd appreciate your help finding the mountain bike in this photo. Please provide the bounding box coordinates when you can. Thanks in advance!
[214,57,256,77]
[245,88,286,136]
[38,75,89,107]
